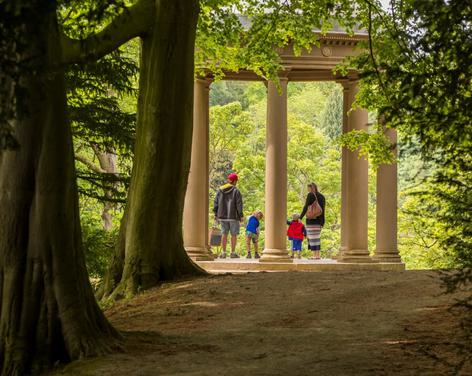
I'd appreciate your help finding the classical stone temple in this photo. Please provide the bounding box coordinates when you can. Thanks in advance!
[183,27,404,271]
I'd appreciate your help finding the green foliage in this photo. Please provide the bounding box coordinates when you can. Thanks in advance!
[320,86,343,140]
[68,54,136,194]
[61,0,138,201]
[348,0,472,272]
[210,81,250,109]
[67,50,136,283]
[209,99,256,191]
[59,0,130,39]
[339,126,396,169]
[288,83,332,128]
[398,189,457,269]
[66,44,138,155]
[197,0,365,82]
[80,198,118,278]
[59,1,140,276]
[233,125,266,216]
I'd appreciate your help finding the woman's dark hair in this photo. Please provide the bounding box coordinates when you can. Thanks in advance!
[307,182,318,193]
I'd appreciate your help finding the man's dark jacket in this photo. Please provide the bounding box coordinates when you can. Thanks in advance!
[213,183,243,220]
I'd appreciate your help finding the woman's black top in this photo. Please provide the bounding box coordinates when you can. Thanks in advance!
[300,191,326,226]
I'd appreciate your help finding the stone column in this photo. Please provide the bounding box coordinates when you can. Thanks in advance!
[183,78,214,261]
[260,78,292,263]
[338,82,351,259]
[374,127,402,263]
[339,80,373,263]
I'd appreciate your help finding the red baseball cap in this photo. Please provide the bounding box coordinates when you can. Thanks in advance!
[227,173,238,182]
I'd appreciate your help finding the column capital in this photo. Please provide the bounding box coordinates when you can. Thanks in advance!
[265,68,291,85]
[264,76,290,86]
[338,78,359,91]
[195,76,213,89]
[278,66,292,80]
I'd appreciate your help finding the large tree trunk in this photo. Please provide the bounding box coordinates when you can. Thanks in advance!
[0,4,119,375]
[102,0,205,300]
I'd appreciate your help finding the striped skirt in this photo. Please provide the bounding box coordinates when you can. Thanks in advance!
[306,225,322,251]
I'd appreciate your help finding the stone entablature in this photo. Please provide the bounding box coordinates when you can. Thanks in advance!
[203,31,367,82]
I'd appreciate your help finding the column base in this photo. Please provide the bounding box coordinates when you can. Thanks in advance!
[373,250,403,263]
[338,249,376,263]
[334,246,348,260]
[185,246,215,261]
[259,248,293,263]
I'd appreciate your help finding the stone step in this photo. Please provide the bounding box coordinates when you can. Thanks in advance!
[197,259,405,273]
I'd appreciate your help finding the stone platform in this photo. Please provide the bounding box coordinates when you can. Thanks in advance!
[197,258,405,274]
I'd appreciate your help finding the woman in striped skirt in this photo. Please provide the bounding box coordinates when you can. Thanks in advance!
[299,183,326,260]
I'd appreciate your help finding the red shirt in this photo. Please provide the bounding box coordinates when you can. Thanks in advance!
[287,220,306,240]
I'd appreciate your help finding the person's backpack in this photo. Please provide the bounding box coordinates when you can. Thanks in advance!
[306,194,322,219]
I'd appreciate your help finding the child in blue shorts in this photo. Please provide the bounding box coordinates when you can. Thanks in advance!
[287,214,307,259]
[245,210,263,259]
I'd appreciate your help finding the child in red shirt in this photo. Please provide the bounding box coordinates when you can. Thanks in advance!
[287,214,307,259]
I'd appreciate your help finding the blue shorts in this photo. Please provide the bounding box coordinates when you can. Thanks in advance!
[290,238,302,251]
[246,231,258,244]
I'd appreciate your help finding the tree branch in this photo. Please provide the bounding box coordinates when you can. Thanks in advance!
[61,0,154,64]
[367,3,386,95]
[75,154,106,174]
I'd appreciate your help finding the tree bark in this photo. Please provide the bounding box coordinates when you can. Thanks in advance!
[0,4,119,375]
[61,0,155,64]
[92,144,118,231]
[102,0,206,299]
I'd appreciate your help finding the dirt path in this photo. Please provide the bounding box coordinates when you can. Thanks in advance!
[52,271,471,376]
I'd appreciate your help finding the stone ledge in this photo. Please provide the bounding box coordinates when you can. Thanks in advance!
[197,258,406,273]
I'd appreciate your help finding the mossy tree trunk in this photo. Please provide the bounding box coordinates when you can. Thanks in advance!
[66,0,206,300]
[0,3,119,375]
[102,0,205,299]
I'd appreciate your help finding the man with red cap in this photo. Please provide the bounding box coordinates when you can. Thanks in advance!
[213,172,244,258]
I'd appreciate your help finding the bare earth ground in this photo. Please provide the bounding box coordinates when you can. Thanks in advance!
[52,270,471,376]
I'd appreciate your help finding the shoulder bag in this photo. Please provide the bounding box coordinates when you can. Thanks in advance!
[306,193,322,219]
